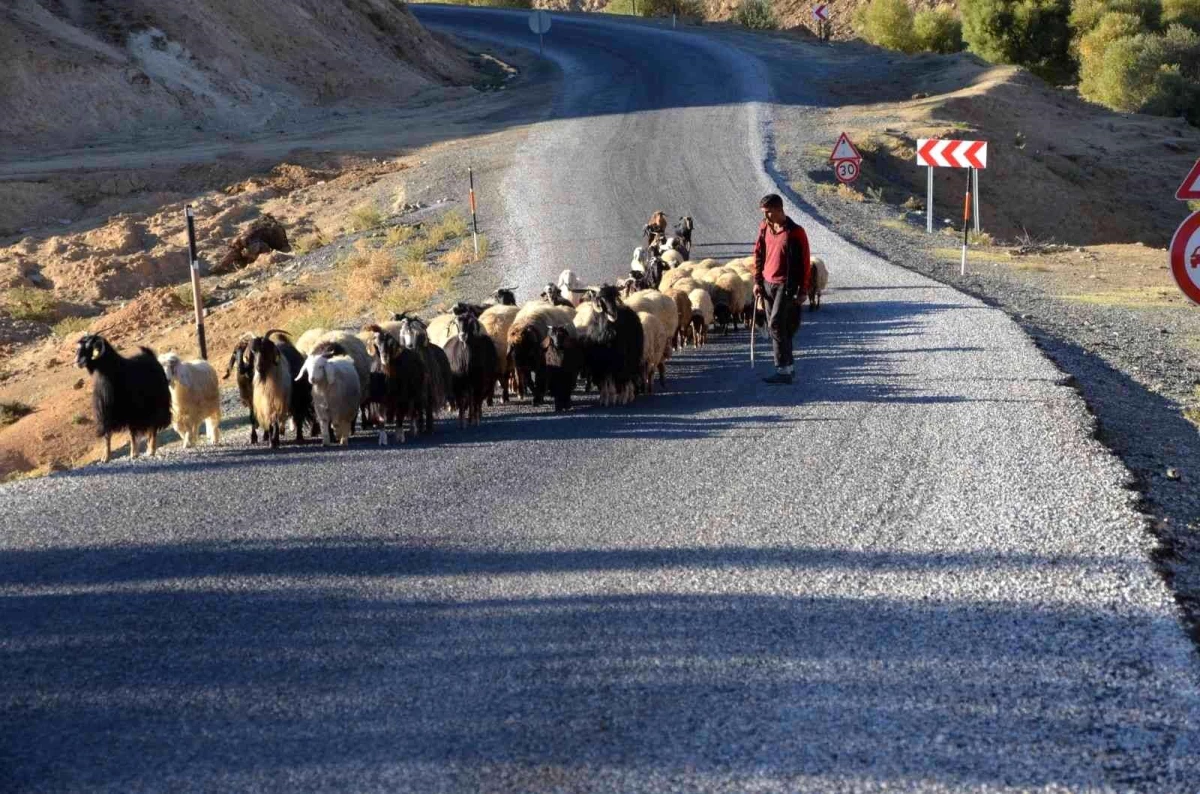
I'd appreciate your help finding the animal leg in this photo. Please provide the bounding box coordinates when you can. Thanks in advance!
[102,434,112,464]
[129,431,140,459]
[148,430,157,456]
[209,415,221,446]
[658,362,666,386]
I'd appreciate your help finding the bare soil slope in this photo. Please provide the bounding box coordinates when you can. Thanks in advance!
[1,0,475,152]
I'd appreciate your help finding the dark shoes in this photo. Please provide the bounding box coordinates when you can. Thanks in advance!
[763,372,793,385]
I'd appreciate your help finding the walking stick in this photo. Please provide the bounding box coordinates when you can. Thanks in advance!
[750,297,756,368]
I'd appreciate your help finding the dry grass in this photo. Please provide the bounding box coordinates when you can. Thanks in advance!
[0,400,35,427]
[902,195,924,211]
[385,224,416,247]
[1185,388,1200,429]
[294,229,328,255]
[339,241,398,306]
[284,209,478,326]
[880,218,912,232]
[3,286,58,323]
[968,230,995,246]
[425,211,468,248]
[836,183,866,202]
[1060,286,1180,308]
[284,292,348,337]
[51,316,91,337]
[348,202,384,232]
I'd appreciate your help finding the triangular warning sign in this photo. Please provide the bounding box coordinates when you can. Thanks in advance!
[1178,158,1200,200]
[829,133,861,162]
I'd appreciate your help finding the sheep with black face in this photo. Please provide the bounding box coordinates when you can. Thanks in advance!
[75,334,172,462]
[366,324,427,443]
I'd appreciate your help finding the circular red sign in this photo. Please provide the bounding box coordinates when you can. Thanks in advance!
[1169,210,1200,306]
[834,159,860,184]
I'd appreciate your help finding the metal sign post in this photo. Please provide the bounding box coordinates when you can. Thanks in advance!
[960,169,972,276]
[972,167,981,234]
[184,205,207,360]
[468,167,479,259]
[917,138,988,236]
[529,10,551,53]
[926,167,934,233]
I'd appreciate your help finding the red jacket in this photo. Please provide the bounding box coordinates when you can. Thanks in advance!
[753,217,810,294]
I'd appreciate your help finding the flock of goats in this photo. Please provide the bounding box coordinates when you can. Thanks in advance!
[72,215,829,462]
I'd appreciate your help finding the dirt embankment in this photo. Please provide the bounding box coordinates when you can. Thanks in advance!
[1,0,475,156]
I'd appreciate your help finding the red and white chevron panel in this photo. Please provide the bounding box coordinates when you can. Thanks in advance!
[917,138,988,169]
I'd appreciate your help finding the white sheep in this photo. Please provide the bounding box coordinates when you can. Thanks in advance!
[426,313,457,348]
[660,248,684,268]
[624,289,677,360]
[158,353,221,448]
[294,328,371,398]
[479,304,520,403]
[296,353,361,446]
[636,311,669,394]
[808,255,829,310]
[687,288,714,347]
[557,269,587,307]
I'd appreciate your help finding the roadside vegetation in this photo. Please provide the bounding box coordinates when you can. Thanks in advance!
[285,210,485,335]
[854,0,1200,125]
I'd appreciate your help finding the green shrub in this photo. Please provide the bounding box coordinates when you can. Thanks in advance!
[1069,0,1160,38]
[0,401,34,427]
[734,0,779,28]
[348,202,384,232]
[913,6,965,52]
[962,0,1075,82]
[3,286,58,323]
[51,316,91,337]
[1163,0,1200,29]
[853,0,918,51]
[1080,25,1200,123]
[604,0,702,17]
[1078,11,1148,94]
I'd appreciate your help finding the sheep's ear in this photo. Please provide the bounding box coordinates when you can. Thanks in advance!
[91,338,106,359]
[541,336,551,350]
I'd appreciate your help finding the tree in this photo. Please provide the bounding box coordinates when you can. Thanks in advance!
[961,0,1076,82]
[853,0,918,52]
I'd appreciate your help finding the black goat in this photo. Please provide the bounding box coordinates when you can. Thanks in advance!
[248,335,292,449]
[583,285,644,407]
[223,333,260,444]
[675,216,694,258]
[444,313,498,427]
[491,287,517,306]
[367,325,427,443]
[543,325,581,412]
[450,301,487,318]
[267,329,317,441]
[75,334,171,462]
[396,316,451,434]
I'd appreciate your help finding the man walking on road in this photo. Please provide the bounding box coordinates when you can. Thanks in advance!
[753,193,811,385]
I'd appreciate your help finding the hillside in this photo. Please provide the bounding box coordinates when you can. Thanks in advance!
[0,0,476,152]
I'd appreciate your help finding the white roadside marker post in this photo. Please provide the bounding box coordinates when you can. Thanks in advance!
[469,167,479,259]
[926,166,934,233]
[960,168,972,276]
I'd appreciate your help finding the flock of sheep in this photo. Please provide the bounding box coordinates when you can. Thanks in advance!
[72,244,829,463]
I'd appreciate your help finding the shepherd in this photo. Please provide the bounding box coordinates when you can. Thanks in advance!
[643,211,668,251]
[752,193,811,385]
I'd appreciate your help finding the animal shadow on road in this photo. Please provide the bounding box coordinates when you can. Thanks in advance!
[0,539,1190,790]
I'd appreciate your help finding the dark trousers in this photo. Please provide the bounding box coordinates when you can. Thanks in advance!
[762,281,800,367]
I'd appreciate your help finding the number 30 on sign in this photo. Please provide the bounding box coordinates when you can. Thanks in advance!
[834,160,860,184]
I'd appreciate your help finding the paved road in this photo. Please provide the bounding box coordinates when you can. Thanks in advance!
[4,8,1200,793]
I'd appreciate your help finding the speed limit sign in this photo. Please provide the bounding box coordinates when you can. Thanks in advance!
[834,159,860,184]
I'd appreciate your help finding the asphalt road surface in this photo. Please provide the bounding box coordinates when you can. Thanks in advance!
[3,8,1199,793]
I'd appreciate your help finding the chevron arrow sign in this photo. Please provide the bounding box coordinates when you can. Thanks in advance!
[917,138,988,169]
